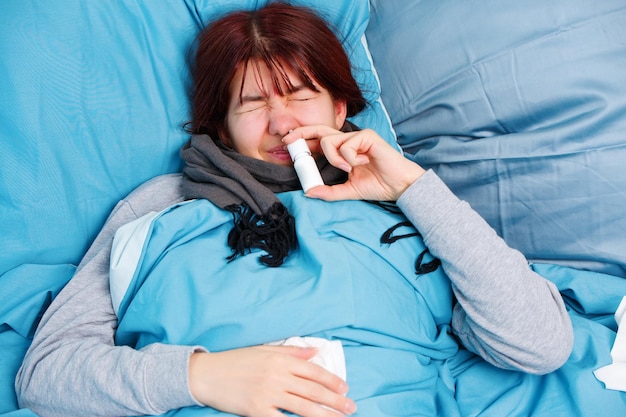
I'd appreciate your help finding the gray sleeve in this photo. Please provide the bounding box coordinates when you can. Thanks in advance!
[15,174,206,417]
[397,170,573,375]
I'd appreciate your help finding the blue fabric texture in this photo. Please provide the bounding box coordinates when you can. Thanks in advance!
[0,265,72,415]
[0,0,392,283]
[3,0,626,414]
[0,1,393,414]
[114,194,458,416]
[366,0,626,278]
[113,196,626,416]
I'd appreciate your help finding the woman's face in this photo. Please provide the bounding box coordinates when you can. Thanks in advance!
[222,61,347,166]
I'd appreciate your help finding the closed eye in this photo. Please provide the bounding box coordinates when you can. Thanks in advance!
[238,103,266,113]
[289,92,319,103]
[288,84,319,102]
[236,95,268,113]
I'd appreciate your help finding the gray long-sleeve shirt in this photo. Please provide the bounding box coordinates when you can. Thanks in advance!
[15,170,573,417]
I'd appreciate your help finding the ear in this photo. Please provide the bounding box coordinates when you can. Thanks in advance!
[217,125,233,148]
[334,99,348,129]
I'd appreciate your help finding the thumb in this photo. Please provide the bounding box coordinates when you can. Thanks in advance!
[305,183,359,202]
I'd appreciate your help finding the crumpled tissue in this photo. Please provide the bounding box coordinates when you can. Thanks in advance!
[268,336,346,381]
[594,296,626,391]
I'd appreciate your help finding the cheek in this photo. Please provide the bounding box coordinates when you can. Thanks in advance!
[226,114,265,153]
[318,97,345,128]
[295,101,338,127]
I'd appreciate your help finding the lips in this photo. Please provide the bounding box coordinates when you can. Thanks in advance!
[267,145,292,163]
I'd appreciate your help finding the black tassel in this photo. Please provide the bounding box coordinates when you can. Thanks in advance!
[225,202,297,267]
[379,216,441,276]
[415,248,441,275]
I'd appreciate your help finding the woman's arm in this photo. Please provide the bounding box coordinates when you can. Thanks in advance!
[397,170,573,374]
[15,175,201,417]
[287,126,573,374]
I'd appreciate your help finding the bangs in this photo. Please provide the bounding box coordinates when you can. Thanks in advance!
[236,54,320,104]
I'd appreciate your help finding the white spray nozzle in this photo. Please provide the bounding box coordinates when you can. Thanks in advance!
[286,138,324,192]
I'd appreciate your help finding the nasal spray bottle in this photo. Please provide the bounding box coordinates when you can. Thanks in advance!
[287,138,324,192]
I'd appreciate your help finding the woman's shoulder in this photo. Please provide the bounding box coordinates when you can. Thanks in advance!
[122,173,186,214]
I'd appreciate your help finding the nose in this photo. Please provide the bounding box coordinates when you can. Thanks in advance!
[268,100,298,137]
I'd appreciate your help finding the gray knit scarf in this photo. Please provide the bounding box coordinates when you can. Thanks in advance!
[180,122,356,266]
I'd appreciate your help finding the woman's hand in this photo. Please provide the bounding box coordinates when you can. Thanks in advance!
[283,126,425,202]
[189,345,357,417]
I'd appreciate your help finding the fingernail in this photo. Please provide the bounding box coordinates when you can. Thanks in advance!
[345,400,357,415]
[282,130,294,143]
[338,380,349,394]
[303,191,320,199]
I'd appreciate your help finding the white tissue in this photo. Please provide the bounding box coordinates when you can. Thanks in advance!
[594,296,626,391]
[267,336,346,381]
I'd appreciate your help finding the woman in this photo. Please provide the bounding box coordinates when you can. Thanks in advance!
[16,3,573,417]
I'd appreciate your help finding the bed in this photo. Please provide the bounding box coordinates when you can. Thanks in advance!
[1,0,626,415]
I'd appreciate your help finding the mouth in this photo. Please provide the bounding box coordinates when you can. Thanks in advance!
[267,145,293,163]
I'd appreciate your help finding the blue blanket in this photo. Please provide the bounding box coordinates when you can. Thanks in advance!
[0,265,72,416]
[111,192,626,416]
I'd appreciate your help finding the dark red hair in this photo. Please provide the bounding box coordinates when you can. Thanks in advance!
[186,2,366,138]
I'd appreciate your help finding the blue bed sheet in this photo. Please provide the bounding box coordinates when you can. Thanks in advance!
[0,1,391,414]
[3,0,626,415]
[109,195,626,416]
[0,265,72,416]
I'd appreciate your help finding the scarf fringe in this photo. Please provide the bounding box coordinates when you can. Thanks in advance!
[225,202,297,267]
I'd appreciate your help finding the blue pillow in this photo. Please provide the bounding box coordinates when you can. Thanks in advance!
[0,0,395,284]
[0,2,395,412]
[367,0,626,277]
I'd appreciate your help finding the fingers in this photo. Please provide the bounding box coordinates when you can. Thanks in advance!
[282,125,341,145]
[305,183,359,201]
[189,347,356,416]
[278,379,355,417]
[282,125,342,159]
[256,345,348,395]
[252,345,357,415]
[284,362,356,416]
[283,125,425,201]
[256,344,319,361]
[282,126,370,173]
[319,132,373,171]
